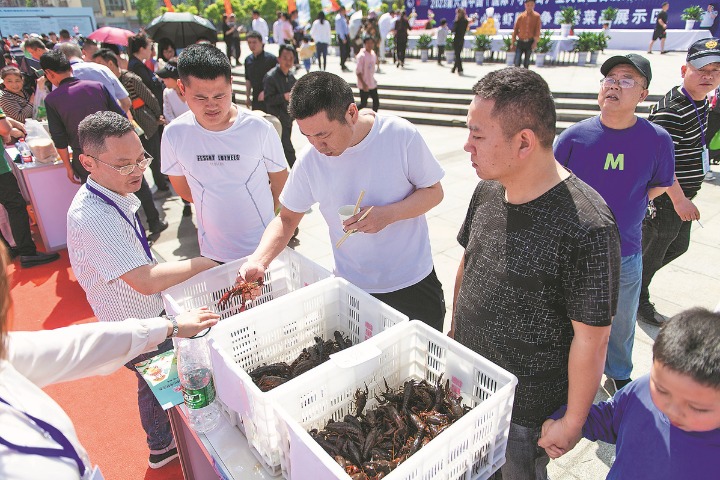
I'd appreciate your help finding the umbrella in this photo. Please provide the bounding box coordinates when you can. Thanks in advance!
[87,26,135,46]
[145,12,218,49]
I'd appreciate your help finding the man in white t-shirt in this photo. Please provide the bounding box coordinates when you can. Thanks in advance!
[378,10,396,64]
[240,72,447,331]
[161,45,289,263]
[252,10,270,43]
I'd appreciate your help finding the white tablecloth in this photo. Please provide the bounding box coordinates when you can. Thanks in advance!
[574,28,711,51]
[406,34,576,60]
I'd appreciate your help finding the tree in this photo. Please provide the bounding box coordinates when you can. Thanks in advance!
[136,0,161,25]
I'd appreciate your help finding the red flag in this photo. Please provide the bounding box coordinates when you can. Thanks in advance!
[224,0,233,16]
[287,0,297,13]
[163,0,175,12]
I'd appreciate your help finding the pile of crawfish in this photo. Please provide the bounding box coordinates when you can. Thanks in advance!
[309,377,471,479]
[248,331,353,392]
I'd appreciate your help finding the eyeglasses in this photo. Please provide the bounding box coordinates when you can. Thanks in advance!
[87,152,153,175]
[600,77,645,89]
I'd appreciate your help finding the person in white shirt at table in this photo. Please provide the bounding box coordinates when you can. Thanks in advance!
[0,239,219,479]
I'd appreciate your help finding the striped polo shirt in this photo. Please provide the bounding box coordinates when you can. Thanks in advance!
[648,86,708,197]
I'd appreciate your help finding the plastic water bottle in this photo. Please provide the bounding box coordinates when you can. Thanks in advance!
[176,337,221,433]
[17,139,33,164]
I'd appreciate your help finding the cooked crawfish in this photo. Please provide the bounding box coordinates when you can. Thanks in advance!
[215,279,263,311]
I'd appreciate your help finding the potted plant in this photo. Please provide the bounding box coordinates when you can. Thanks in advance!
[600,7,618,30]
[534,30,553,67]
[385,34,395,61]
[559,7,579,37]
[589,32,609,64]
[417,33,432,62]
[502,35,515,65]
[682,5,703,30]
[445,33,455,64]
[474,34,492,65]
[574,31,595,66]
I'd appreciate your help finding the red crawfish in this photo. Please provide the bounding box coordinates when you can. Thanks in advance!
[215,279,263,311]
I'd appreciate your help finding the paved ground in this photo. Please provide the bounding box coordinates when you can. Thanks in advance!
[147,46,720,479]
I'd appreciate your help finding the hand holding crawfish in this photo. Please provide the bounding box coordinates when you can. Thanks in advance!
[216,278,263,311]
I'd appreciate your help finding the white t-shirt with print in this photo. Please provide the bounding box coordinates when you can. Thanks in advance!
[280,114,444,293]
[161,108,288,262]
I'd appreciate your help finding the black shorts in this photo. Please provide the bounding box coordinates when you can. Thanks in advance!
[371,268,446,332]
[652,28,667,40]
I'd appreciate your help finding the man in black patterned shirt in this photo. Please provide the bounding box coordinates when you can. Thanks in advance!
[640,39,720,326]
[452,68,621,480]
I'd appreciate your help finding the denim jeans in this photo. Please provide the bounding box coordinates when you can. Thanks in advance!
[124,338,174,452]
[605,253,642,380]
[640,194,692,306]
[492,422,549,480]
[514,40,533,68]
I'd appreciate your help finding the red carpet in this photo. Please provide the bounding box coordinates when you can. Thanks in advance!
[8,250,183,480]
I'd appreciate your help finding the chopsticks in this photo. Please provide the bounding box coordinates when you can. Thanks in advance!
[353,190,365,216]
[335,206,374,249]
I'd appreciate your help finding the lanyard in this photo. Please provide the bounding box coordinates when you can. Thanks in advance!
[681,87,707,147]
[0,396,86,477]
[85,184,153,261]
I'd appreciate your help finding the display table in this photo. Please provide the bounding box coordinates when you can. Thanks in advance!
[169,405,277,479]
[406,33,576,59]
[574,28,711,51]
[3,147,79,252]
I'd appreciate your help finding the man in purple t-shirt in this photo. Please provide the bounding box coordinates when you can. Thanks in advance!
[554,54,675,392]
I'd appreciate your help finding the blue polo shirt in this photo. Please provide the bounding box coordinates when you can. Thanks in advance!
[554,116,675,256]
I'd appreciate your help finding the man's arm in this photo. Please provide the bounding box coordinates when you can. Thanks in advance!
[665,176,699,221]
[538,321,610,456]
[120,256,218,296]
[268,169,288,212]
[511,15,521,46]
[57,148,80,184]
[168,175,193,203]
[448,254,465,338]
[239,207,305,283]
[648,186,669,200]
[345,182,443,234]
[118,96,132,113]
[356,56,368,91]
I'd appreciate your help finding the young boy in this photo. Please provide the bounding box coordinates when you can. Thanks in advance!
[435,19,449,65]
[540,307,720,478]
[356,35,379,112]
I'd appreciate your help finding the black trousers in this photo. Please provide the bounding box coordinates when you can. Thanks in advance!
[514,39,533,68]
[396,37,407,65]
[371,268,446,332]
[279,118,296,168]
[359,88,379,112]
[0,171,36,255]
[141,130,167,191]
[340,39,350,68]
[226,37,241,62]
[452,43,463,72]
[437,45,445,64]
[640,193,693,305]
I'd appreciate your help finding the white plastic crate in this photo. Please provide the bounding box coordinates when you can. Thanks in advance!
[208,277,409,476]
[161,247,331,319]
[273,320,518,480]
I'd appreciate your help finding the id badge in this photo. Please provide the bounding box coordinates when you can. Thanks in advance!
[84,466,104,480]
[702,147,710,174]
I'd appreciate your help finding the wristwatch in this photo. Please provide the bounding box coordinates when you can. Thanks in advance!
[163,314,179,338]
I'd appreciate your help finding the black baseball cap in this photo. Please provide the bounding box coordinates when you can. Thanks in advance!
[600,54,652,87]
[687,38,720,68]
[156,60,178,79]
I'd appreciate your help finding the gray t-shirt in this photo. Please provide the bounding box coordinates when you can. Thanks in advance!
[455,175,620,428]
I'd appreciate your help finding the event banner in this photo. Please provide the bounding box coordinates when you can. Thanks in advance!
[407,0,708,29]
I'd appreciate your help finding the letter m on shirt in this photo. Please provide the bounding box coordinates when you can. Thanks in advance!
[604,153,624,170]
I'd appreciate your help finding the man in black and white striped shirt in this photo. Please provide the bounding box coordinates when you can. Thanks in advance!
[640,38,720,326]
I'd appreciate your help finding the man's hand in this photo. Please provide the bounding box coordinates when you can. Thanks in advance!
[9,128,25,139]
[172,307,220,338]
[343,205,393,234]
[238,259,266,285]
[672,197,700,222]
[537,415,583,459]
[66,168,81,185]
[283,92,291,101]
[258,91,265,102]
[246,96,252,108]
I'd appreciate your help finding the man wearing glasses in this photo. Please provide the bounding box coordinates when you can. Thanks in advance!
[554,54,675,393]
[66,111,218,469]
[639,39,720,327]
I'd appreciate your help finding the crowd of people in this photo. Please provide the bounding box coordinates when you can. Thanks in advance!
[0,8,719,480]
